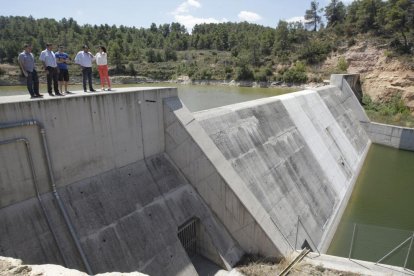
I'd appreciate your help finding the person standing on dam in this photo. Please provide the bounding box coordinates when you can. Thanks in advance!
[18,44,43,99]
[55,45,72,94]
[40,43,64,96]
[95,46,112,91]
[75,45,96,92]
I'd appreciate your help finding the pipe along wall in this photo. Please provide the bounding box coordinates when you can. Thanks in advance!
[0,76,370,275]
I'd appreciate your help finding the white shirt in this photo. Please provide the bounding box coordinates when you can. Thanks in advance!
[75,51,95,67]
[95,52,108,66]
[39,49,57,67]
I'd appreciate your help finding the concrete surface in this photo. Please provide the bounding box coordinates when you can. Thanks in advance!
[0,88,243,275]
[163,97,291,258]
[362,121,414,151]
[301,252,414,276]
[194,84,370,254]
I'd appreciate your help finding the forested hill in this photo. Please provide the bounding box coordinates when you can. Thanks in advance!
[1,0,413,83]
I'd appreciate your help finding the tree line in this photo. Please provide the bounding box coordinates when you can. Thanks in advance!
[0,0,413,82]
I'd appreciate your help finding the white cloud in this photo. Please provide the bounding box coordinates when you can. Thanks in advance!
[172,0,227,32]
[238,11,262,22]
[173,0,201,15]
[174,14,227,32]
[286,16,305,23]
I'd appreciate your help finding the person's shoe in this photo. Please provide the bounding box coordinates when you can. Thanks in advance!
[107,88,112,91]
[48,93,54,96]
[90,89,96,92]
[30,95,37,99]
[35,94,44,97]
[65,91,74,94]
[55,92,65,96]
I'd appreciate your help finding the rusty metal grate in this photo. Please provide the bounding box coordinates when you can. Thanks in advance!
[178,218,197,257]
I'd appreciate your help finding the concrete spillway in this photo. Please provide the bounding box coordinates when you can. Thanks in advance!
[0,75,380,275]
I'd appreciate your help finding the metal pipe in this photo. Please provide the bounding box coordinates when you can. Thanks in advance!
[348,223,356,260]
[0,138,68,266]
[295,216,299,250]
[403,233,414,269]
[376,236,412,264]
[0,120,93,275]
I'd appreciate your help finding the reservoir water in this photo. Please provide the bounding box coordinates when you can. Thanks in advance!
[0,83,297,112]
[328,144,414,269]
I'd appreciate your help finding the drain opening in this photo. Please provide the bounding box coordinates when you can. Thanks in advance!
[301,239,313,252]
[178,218,197,257]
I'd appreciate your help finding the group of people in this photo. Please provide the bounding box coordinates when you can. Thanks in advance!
[18,43,112,99]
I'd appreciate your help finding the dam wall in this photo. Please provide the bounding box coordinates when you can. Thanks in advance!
[193,81,370,252]
[0,74,372,275]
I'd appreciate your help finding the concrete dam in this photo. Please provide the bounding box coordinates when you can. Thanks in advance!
[0,75,392,275]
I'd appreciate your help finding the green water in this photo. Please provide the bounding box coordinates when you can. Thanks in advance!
[0,83,298,112]
[328,144,414,268]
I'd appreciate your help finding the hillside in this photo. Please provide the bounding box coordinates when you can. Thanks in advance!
[1,0,414,114]
[323,40,414,113]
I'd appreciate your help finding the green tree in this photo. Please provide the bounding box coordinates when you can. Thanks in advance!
[128,62,137,76]
[383,0,413,52]
[273,20,291,59]
[305,1,322,31]
[325,0,346,27]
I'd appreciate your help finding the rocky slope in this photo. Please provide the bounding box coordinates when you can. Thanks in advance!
[323,42,414,112]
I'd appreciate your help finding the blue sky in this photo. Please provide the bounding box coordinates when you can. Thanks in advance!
[1,0,355,32]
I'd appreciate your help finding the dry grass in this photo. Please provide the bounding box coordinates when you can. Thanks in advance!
[236,254,361,276]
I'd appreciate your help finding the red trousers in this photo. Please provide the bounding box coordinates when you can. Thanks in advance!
[98,65,111,87]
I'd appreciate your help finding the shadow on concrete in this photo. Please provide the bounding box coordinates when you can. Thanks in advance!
[399,128,414,151]
[191,255,226,276]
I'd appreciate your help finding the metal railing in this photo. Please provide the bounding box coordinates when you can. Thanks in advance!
[345,223,414,272]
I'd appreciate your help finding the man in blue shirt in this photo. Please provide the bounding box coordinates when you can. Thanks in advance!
[40,43,64,96]
[18,44,43,98]
[55,45,72,94]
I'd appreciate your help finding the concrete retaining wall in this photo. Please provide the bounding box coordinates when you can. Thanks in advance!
[0,88,174,208]
[361,122,414,151]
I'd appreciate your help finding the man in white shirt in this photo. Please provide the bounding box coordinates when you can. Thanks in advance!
[74,45,96,92]
[39,43,63,96]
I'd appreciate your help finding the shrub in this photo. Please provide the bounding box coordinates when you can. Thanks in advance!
[337,56,348,72]
[236,64,254,81]
[283,61,308,84]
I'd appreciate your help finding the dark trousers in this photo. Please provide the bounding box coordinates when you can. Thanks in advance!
[82,67,94,91]
[46,66,59,94]
[26,70,40,96]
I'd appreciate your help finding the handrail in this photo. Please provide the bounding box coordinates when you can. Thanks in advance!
[376,236,413,265]
[403,233,414,269]
[0,120,93,275]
